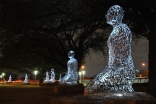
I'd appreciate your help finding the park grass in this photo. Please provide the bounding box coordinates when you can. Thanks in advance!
[0,84,82,104]
[0,83,150,104]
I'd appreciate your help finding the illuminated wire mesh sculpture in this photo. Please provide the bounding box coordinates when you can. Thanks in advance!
[23,74,28,83]
[59,74,62,82]
[44,71,49,83]
[60,50,78,84]
[49,68,55,83]
[85,5,136,99]
[7,75,12,82]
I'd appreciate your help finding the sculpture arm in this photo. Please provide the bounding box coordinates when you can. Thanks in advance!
[73,60,78,71]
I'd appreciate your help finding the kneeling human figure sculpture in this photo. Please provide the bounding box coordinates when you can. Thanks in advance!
[23,74,28,83]
[49,68,55,83]
[44,71,49,83]
[60,50,78,84]
[8,75,12,82]
[85,5,136,97]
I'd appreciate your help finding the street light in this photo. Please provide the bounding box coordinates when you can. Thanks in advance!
[81,65,84,69]
[34,70,38,84]
[81,65,85,82]
[79,71,82,83]
[82,70,85,80]
[0,75,2,83]
[142,63,145,66]
[82,70,85,85]
[2,73,5,85]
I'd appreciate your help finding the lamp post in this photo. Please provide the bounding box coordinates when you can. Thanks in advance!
[81,65,85,83]
[2,73,5,85]
[0,75,2,83]
[34,70,38,84]
[79,71,82,83]
[82,70,85,81]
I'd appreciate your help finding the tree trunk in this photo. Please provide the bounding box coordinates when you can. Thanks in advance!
[148,27,156,97]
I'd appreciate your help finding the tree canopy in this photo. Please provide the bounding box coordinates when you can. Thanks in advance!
[0,0,110,72]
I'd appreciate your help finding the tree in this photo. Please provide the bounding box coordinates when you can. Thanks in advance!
[0,0,109,83]
[120,0,156,97]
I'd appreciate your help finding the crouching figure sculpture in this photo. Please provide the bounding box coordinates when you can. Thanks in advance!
[60,50,78,85]
[85,5,136,98]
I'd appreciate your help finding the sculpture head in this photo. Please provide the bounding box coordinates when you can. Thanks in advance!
[68,50,75,59]
[51,68,54,72]
[105,5,124,26]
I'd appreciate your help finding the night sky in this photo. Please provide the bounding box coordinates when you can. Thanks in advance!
[85,38,148,77]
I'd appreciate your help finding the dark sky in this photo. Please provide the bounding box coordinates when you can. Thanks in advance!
[85,38,148,77]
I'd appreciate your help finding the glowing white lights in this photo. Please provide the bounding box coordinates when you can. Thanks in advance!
[34,70,38,75]
[114,93,123,97]
[1,73,5,84]
[2,73,5,76]
[85,5,136,98]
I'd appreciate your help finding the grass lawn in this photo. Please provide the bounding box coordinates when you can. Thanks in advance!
[0,83,82,104]
[0,83,152,104]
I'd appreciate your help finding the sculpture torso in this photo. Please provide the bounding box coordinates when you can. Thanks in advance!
[46,72,49,81]
[51,72,55,80]
[67,58,78,75]
[49,69,55,83]
[107,24,134,73]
